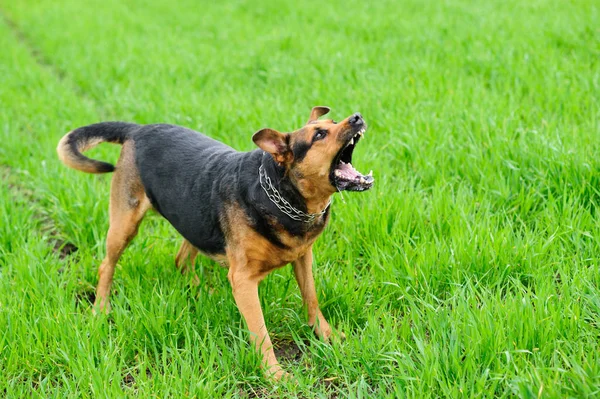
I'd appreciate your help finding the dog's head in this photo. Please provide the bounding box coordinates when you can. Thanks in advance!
[253,107,374,199]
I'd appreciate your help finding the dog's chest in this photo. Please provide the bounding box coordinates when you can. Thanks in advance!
[226,205,325,270]
[239,228,320,270]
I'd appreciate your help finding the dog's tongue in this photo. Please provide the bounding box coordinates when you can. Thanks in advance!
[335,162,361,180]
[334,162,374,183]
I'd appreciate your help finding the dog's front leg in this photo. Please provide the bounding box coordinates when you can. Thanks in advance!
[292,246,332,340]
[227,263,286,380]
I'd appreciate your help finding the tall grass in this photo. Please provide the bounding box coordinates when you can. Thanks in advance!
[0,0,599,397]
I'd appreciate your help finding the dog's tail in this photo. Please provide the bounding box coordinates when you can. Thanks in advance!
[57,122,139,173]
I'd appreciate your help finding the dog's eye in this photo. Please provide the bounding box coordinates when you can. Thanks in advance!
[313,129,327,141]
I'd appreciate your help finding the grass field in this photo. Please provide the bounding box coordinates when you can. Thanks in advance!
[1,0,599,397]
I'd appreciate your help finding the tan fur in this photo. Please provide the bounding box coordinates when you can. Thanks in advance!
[175,239,199,273]
[93,142,152,313]
[56,133,104,174]
[307,106,331,123]
[220,204,330,379]
[256,113,358,214]
[288,117,355,212]
[175,239,228,284]
[225,205,319,275]
[292,247,331,339]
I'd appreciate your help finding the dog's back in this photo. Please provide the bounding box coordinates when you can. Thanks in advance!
[57,122,251,256]
[133,124,247,255]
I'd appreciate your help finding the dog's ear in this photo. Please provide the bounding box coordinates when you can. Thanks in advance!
[252,128,292,165]
[307,106,331,123]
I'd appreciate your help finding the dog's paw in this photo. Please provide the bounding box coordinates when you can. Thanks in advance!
[313,320,332,342]
[332,330,346,342]
[266,364,291,382]
[92,300,111,315]
[323,329,346,345]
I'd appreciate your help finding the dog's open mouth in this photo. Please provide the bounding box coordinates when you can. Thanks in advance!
[330,126,374,191]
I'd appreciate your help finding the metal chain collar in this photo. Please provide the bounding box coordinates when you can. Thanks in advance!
[259,164,331,223]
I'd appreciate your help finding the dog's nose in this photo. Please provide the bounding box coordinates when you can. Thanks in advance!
[348,113,364,126]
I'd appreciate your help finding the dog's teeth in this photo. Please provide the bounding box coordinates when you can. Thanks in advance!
[359,177,366,184]
[335,170,342,177]
[367,170,373,176]
[350,138,354,145]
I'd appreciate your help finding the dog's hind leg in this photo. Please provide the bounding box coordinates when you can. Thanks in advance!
[94,142,150,313]
[175,239,199,273]
[175,239,201,285]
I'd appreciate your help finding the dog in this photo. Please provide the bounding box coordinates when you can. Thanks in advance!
[57,106,374,379]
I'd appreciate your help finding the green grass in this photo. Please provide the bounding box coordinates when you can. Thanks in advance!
[0,0,599,397]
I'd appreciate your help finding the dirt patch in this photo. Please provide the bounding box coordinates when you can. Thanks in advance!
[75,289,96,306]
[122,368,153,388]
[0,11,105,119]
[242,386,270,398]
[273,339,305,363]
[0,13,62,76]
[239,339,343,398]
[53,240,79,259]
[321,378,341,399]
[1,164,78,260]
[122,373,135,387]
[1,165,11,181]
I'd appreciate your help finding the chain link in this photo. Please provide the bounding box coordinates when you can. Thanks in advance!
[259,164,331,223]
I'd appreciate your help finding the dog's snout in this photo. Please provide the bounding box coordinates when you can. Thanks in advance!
[349,113,364,126]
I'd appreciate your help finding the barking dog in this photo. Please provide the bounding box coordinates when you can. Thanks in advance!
[57,107,374,379]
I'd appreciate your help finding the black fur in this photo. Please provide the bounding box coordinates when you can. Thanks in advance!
[131,125,329,256]
[292,140,312,163]
[68,122,138,172]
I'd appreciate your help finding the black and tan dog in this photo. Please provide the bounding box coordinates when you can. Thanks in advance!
[57,107,373,379]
